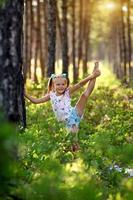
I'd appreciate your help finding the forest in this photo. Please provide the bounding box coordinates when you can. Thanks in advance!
[0,0,133,200]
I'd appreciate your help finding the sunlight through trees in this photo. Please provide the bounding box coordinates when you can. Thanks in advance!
[21,0,133,86]
[0,1,133,199]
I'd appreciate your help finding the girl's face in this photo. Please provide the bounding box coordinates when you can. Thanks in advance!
[52,77,67,95]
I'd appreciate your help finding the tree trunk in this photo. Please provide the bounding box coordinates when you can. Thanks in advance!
[23,0,28,82]
[43,0,48,76]
[56,2,62,70]
[61,0,69,74]
[127,0,132,85]
[28,0,33,79]
[32,0,38,83]
[120,0,127,83]
[71,0,77,82]
[82,0,91,76]
[77,0,83,75]
[46,0,56,77]
[117,5,123,80]
[37,0,45,79]
[0,0,26,128]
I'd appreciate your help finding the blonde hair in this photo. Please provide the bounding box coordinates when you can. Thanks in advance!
[47,74,70,93]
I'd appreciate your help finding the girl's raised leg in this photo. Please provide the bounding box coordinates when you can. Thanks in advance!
[75,62,100,117]
[76,78,96,117]
[70,78,97,151]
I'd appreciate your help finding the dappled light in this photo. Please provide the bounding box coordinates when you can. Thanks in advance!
[104,2,117,10]
[16,64,133,199]
[122,5,128,12]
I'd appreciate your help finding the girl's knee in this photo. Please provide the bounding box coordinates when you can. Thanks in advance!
[82,92,89,99]
[71,126,79,133]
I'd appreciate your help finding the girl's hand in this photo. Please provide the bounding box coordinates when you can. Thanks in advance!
[95,61,99,69]
[93,61,99,71]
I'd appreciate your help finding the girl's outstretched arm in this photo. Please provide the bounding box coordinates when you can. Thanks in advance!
[25,93,50,104]
[69,70,100,95]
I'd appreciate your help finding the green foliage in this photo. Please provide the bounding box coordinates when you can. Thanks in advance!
[0,0,8,8]
[2,67,133,199]
[0,114,20,199]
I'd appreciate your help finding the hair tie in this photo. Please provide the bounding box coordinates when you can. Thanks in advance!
[51,74,56,79]
[50,73,67,79]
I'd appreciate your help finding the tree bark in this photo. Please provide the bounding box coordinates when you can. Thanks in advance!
[0,0,26,128]
[38,0,45,78]
[46,0,56,77]
[127,0,132,85]
[43,0,48,76]
[77,0,83,74]
[61,0,69,74]
[120,0,127,83]
[71,0,77,82]
[82,0,91,76]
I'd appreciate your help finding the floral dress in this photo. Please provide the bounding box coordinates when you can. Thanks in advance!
[50,89,81,128]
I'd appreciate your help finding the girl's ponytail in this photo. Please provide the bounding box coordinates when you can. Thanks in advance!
[47,77,53,93]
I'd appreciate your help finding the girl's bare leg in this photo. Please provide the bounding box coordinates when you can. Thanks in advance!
[70,62,100,148]
[75,78,96,117]
[75,62,100,117]
[70,78,96,150]
[70,79,96,151]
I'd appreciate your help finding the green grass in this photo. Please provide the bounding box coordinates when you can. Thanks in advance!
[1,64,133,200]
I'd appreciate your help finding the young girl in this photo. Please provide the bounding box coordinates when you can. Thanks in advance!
[25,62,101,150]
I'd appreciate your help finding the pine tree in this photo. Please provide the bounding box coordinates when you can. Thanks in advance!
[0,0,26,128]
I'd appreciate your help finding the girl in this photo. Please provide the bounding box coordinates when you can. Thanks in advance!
[25,62,101,150]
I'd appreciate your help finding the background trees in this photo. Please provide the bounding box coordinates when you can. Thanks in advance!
[107,0,133,84]
[0,1,133,199]
[23,0,133,85]
[0,0,133,126]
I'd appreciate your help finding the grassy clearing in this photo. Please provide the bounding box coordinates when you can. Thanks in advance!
[1,64,133,200]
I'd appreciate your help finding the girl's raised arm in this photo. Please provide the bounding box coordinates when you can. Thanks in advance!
[69,70,100,95]
[25,93,50,104]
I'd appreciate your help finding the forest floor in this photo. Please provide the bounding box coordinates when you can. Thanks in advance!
[1,63,133,200]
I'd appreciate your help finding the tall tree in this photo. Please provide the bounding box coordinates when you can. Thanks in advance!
[42,0,48,77]
[77,0,83,74]
[120,0,127,82]
[71,0,77,82]
[32,0,38,83]
[82,0,91,76]
[46,0,56,77]
[127,0,132,84]
[56,1,62,69]
[23,0,33,81]
[38,0,45,78]
[0,0,26,127]
[61,0,69,74]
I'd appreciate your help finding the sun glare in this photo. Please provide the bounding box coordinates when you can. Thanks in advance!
[106,2,116,10]
[122,6,128,12]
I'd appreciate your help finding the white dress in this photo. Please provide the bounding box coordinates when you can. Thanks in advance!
[49,89,72,122]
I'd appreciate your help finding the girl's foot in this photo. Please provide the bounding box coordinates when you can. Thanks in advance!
[71,142,80,152]
[94,61,99,70]
[70,125,79,133]
[93,61,99,72]
[92,69,101,78]
[93,61,99,73]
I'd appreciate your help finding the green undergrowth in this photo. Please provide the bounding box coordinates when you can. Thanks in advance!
[1,66,133,200]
